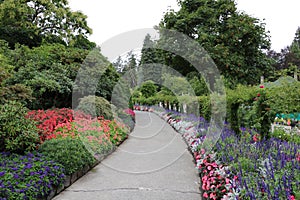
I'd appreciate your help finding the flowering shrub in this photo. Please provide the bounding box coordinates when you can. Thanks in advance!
[0,152,65,199]
[49,121,79,139]
[75,117,114,155]
[124,108,135,118]
[26,108,74,142]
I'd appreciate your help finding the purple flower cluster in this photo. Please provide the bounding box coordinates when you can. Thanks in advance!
[214,127,300,199]
[0,152,65,199]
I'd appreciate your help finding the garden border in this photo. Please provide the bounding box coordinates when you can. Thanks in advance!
[45,141,124,199]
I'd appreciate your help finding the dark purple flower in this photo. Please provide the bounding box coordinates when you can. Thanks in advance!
[25,163,33,169]
[13,174,19,179]
[0,171,5,177]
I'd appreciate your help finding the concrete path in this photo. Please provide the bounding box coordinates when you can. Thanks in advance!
[53,111,201,200]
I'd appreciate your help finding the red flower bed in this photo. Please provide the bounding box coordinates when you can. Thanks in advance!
[26,108,74,142]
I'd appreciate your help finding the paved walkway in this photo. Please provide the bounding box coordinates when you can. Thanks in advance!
[53,111,201,200]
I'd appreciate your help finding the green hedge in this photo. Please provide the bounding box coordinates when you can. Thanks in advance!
[38,138,96,175]
[133,77,300,137]
[76,95,113,120]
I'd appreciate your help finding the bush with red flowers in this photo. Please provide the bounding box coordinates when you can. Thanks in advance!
[26,108,74,142]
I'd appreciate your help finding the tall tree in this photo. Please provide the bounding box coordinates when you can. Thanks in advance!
[0,0,92,48]
[159,0,272,87]
[139,34,163,83]
[267,27,300,81]
[122,51,137,88]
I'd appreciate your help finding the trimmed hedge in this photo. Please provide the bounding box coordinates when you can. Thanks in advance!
[76,95,113,120]
[38,138,96,175]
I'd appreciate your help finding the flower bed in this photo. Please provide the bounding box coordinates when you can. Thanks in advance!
[138,107,300,200]
[0,152,65,200]
[1,108,131,200]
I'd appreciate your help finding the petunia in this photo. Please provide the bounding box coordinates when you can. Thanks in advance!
[0,171,5,177]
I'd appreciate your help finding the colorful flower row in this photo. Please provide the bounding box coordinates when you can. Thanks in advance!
[139,107,300,200]
[159,111,239,200]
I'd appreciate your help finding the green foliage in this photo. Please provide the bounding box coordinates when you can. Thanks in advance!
[96,64,120,100]
[226,84,258,134]
[73,48,111,100]
[229,78,300,136]
[162,74,194,95]
[0,0,92,48]
[76,95,113,119]
[38,138,96,175]
[198,95,211,120]
[138,80,158,98]
[139,34,163,83]
[159,0,272,87]
[271,128,300,145]
[0,49,33,104]
[0,101,39,153]
[265,77,300,114]
[6,43,89,109]
[186,72,209,96]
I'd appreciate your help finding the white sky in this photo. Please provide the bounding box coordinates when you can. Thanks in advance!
[68,0,300,52]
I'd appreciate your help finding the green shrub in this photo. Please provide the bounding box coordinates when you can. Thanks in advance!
[38,138,96,175]
[76,95,113,119]
[0,101,39,153]
[139,80,158,98]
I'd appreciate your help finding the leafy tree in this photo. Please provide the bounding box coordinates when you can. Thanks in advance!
[96,64,120,101]
[159,0,272,87]
[267,27,300,81]
[7,43,89,109]
[138,81,158,98]
[113,56,125,72]
[0,0,92,48]
[73,47,111,104]
[0,42,32,104]
[162,74,193,95]
[186,71,209,96]
[139,34,163,83]
[122,52,138,88]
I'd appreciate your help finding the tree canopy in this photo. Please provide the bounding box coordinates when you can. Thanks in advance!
[0,0,92,48]
[158,0,272,87]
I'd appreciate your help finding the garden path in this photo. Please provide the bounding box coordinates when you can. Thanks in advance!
[53,111,201,200]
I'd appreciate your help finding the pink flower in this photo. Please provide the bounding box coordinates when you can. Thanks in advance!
[225,178,230,184]
[201,148,206,155]
[203,192,208,198]
[290,195,295,200]
[260,85,264,88]
[210,192,217,199]
[257,93,261,97]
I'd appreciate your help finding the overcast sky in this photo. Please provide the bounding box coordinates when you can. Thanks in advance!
[68,0,300,52]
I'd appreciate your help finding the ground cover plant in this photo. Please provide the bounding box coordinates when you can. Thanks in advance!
[0,152,65,200]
